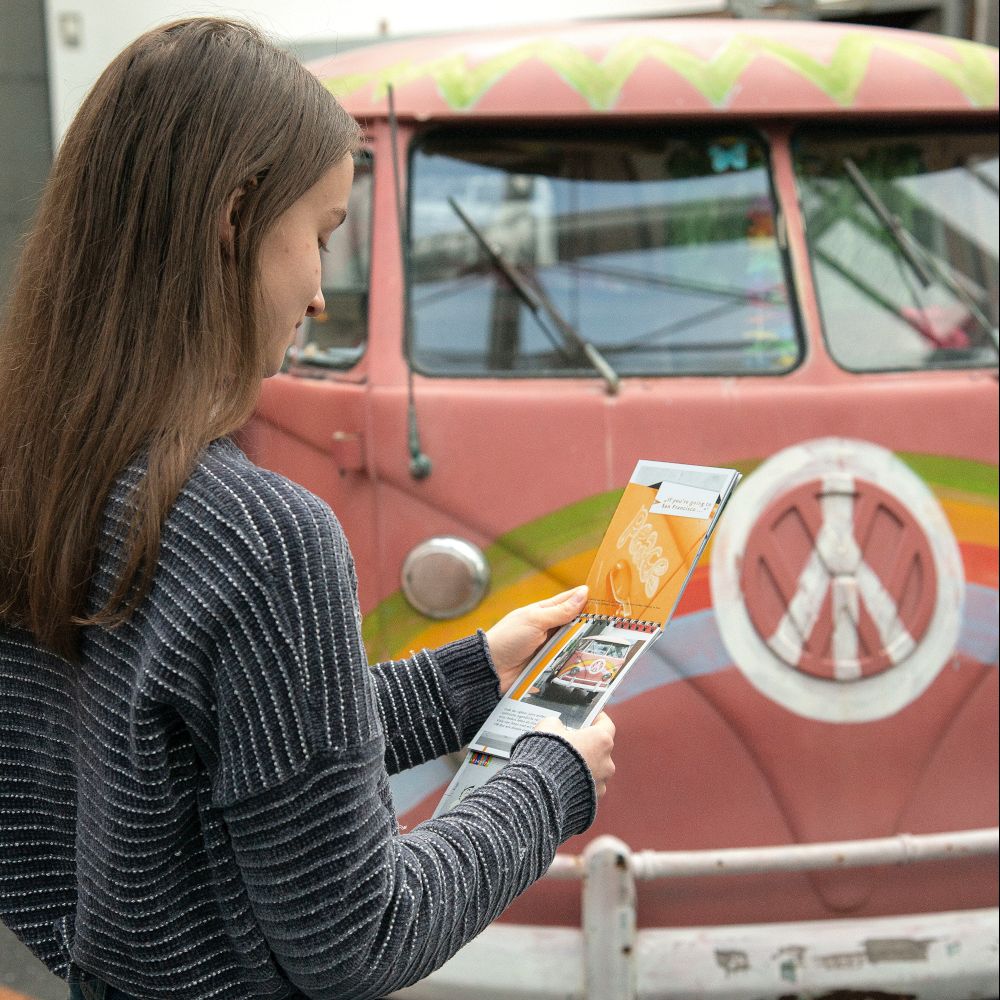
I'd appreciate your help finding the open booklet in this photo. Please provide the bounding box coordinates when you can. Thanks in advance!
[433,460,741,817]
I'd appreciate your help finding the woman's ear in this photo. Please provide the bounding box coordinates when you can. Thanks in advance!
[219,174,262,253]
[218,189,242,254]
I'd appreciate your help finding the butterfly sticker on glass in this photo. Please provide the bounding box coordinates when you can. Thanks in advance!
[709,141,749,173]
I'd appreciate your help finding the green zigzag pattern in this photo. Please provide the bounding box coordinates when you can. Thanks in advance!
[323,34,997,112]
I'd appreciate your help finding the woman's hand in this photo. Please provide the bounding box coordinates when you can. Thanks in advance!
[485,586,588,694]
[535,712,616,798]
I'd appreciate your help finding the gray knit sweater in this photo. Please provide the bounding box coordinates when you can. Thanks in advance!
[0,439,596,1000]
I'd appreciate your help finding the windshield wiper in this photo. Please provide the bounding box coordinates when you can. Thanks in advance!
[447,196,620,393]
[842,158,934,286]
[842,157,997,353]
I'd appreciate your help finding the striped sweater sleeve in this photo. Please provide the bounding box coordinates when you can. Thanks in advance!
[209,476,596,1000]
[368,634,501,775]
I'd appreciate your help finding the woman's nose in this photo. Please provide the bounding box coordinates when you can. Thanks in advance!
[306,288,325,317]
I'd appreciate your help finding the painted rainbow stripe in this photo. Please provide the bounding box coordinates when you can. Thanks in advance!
[323,34,998,112]
[362,454,997,662]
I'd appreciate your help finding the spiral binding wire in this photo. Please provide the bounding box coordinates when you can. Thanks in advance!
[579,613,658,633]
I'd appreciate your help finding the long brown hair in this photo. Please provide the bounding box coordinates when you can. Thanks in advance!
[0,18,361,660]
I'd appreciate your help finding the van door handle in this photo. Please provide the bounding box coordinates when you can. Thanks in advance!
[331,430,365,474]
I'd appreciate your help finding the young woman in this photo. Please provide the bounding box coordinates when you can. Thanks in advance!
[0,18,615,1000]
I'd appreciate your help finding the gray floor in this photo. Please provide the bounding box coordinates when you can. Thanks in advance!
[0,922,64,1000]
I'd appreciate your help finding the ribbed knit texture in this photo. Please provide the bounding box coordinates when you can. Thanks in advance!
[0,438,596,1000]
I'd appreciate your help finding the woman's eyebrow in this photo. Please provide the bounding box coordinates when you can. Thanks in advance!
[326,207,348,227]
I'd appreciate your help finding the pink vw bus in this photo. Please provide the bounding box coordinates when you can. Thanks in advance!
[239,17,999,998]
[549,637,631,695]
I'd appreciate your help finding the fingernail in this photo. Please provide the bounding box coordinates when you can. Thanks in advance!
[571,585,588,601]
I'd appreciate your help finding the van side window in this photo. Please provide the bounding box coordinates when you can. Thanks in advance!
[793,128,999,372]
[408,130,798,377]
[296,150,373,368]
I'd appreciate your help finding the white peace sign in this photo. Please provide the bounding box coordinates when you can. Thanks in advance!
[711,439,964,723]
[768,473,915,678]
[757,468,938,682]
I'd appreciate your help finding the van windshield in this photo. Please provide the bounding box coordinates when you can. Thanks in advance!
[408,129,798,377]
[580,640,630,658]
[793,127,999,372]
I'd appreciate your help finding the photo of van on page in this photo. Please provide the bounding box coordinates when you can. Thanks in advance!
[434,460,741,818]
[469,619,659,755]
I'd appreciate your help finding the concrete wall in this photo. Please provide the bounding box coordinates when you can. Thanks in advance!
[0,0,53,301]
[0,13,65,997]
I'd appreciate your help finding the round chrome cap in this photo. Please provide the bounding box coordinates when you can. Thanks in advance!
[401,537,491,619]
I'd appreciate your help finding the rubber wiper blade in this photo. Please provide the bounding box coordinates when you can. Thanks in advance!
[842,157,997,354]
[448,196,620,394]
[842,157,934,286]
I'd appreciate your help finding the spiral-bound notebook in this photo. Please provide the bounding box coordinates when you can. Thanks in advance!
[433,460,741,817]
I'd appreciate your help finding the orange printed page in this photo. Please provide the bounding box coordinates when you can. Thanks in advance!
[585,477,716,624]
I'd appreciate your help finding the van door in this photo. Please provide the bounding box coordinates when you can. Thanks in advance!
[359,124,801,661]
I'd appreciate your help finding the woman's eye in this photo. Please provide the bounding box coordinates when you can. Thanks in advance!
[318,238,330,254]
